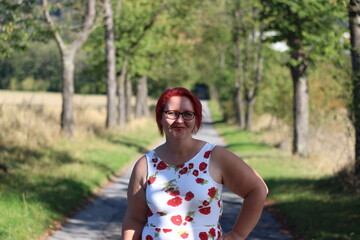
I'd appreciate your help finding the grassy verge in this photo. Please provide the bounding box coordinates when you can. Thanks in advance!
[209,102,360,240]
[0,116,161,240]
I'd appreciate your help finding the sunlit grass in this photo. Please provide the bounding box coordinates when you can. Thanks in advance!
[0,100,161,240]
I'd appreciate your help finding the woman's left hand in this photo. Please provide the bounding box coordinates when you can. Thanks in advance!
[218,231,245,240]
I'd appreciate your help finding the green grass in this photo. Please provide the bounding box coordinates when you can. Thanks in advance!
[0,121,161,240]
[208,102,360,240]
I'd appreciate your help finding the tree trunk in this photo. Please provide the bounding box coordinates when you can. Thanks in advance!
[42,0,96,137]
[209,83,218,103]
[104,0,117,128]
[232,2,245,128]
[117,63,127,127]
[245,30,264,131]
[125,74,133,122]
[136,75,149,118]
[61,49,75,137]
[349,0,360,176]
[290,54,309,157]
[245,95,255,131]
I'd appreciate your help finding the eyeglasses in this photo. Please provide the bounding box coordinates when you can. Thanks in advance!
[163,111,196,121]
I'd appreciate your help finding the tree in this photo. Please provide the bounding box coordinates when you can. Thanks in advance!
[261,0,346,157]
[228,0,266,131]
[231,0,246,128]
[42,0,96,137]
[104,0,117,128]
[348,0,360,176]
[114,0,161,126]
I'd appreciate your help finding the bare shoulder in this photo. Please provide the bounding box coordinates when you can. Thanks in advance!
[211,146,266,197]
[211,145,245,167]
[129,155,148,189]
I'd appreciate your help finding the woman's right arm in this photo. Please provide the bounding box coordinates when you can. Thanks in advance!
[121,156,149,240]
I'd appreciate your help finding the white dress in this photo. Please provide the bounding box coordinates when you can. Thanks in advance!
[142,142,223,240]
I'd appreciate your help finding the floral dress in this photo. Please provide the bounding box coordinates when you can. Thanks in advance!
[142,143,223,240]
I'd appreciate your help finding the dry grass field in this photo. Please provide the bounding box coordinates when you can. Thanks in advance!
[253,111,355,175]
[0,90,107,107]
[0,90,109,149]
[0,90,162,240]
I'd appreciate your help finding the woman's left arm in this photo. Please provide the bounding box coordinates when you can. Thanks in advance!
[211,146,268,240]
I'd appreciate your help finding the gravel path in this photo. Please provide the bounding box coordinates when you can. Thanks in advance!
[48,101,292,240]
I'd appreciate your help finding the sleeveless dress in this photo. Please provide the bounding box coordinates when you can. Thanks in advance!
[142,142,223,240]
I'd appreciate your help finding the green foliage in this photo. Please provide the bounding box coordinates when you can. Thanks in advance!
[0,41,62,91]
[255,49,293,124]
[0,40,108,93]
[261,0,348,65]
[0,0,40,58]
[20,77,50,91]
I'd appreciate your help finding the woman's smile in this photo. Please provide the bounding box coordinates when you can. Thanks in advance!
[171,125,186,131]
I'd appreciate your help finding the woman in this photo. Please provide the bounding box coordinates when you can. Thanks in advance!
[122,87,268,240]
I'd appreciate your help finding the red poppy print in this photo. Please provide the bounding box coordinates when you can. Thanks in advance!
[209,228,216,237]
[152,158,158,163]
[155,228,161,232]
[185,216,193,222]
[179,167,188,175]
[148,210,153,217]
[204,150,212,158]
[218,200,221,207]
[193,170,199,176]
[185,191,194,201]
[196,178,204,184]
[180,233,189,239]
[199,207,211,215]
[199,162,207,171]
[171,215,183,226]
[170,190,180,196]
[177,164,185,168]
[163,229,172,233]
[146,235,153,240]
[156,161,167,170]
[148,177,156,185]
[199,232,208,240]
[208,187,217,198]
[203,200,210,206]
[189,163,194,169]
[167,197,183,207]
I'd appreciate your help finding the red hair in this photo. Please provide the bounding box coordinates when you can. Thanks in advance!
[155,87,202,136]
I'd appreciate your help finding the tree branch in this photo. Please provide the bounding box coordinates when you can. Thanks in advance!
[42,0,65,51]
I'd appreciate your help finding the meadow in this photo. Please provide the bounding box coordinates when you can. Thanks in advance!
[209,101,360,240]
[0,91,161,240]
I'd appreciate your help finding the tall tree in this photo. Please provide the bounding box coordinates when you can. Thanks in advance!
[135,75,150,118]
[104,0,117,128]
[42,0,96,137]
[114,0,161,126]
[230,0,266,131]
[231,0,245,128]
[348,0,360,176]
[261,0,346,157]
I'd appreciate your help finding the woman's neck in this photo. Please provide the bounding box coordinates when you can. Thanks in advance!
[158,137,204,165]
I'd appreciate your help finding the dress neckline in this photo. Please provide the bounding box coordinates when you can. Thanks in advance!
[153,142,208,167]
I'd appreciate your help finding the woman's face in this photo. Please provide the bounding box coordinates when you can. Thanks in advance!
[162,96,196,139]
